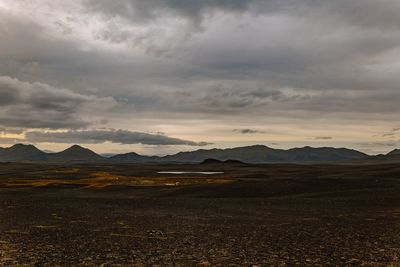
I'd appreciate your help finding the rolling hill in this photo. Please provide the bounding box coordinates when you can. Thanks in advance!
[161,145,367,163]
[0,144,47,161]
[46,145,104,162]
[387,149,400,156]
[0,143,382,164]
[109,152,160,163]
[0,144,103,163]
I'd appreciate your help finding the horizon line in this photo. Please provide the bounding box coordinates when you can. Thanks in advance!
[1,143,396,157]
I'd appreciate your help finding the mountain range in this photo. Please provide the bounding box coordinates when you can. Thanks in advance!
[1,143,398,164]
[0,144,103,163]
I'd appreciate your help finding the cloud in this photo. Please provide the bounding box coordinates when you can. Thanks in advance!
[84,0,253,28]
[0,76,115,130]
[233,129,266,134]
[25,129,211,146]
[0,137,24,144]
[1,0,400,154]
[0,128,24,135]
[314,136,333,140]
[190,86,301,112]
[3,2,400,118]
[382,133,395,138]
[85,0,400,31]
[381,127,400,138]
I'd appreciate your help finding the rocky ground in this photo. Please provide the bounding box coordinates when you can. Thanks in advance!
[0,163,400,266]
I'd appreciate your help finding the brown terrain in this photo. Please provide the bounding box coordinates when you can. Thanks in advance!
[0,162,399,266]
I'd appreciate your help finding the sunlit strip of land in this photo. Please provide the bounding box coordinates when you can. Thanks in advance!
[2,171,233,188]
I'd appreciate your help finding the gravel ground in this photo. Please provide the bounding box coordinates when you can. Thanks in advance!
[0,163,400,266]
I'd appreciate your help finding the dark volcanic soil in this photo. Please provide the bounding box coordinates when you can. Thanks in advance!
[0,163,400,266]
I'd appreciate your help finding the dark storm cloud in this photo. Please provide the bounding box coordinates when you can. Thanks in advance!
[25,129,211,146]
[78,0,400,117]
[233,129,266,134]
[85,0,252,27]
[198,88,296,111]
[84,0,400,31]
[0,76,115,130]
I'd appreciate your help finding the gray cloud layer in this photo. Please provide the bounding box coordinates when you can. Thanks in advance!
[2,1,400,116]
[25,129,211,146]
[85,0,400,31]
[1,1,400,151]
[233,129,267,134]
[0,76,115,129]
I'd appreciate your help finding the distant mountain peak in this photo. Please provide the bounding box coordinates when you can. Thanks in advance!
[0,143,46,161]
[47,145,103,162]
[387,149,400,156]
[121,152,140,156]
[0,144,377,164]
[8,143,43,153]
[12,143,31,147]
[163,145,367,163]
[109,151,159,163]
[60,145,100,154]
[201,158,222,164]
[247,144,268,148]
[65,144,86,151]
[10,143,37,149]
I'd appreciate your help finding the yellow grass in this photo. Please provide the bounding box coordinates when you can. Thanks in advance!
[2,171,234,188]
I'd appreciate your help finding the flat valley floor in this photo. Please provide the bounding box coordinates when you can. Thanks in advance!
[0,162,399,266]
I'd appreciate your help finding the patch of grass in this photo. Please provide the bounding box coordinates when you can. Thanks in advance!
[2,171,234,188]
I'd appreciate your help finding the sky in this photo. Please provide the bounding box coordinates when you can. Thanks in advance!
[0,0,399,155]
